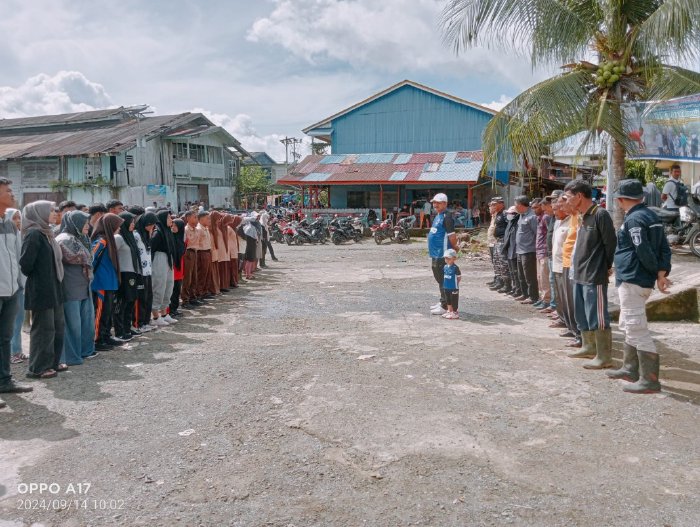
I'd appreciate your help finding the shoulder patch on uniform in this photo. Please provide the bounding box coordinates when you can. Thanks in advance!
[628,226,642,246]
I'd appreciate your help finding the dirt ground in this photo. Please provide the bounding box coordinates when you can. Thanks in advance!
[1,240,699,527]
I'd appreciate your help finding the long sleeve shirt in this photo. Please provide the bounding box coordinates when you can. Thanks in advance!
[572,204,617,285]
[515,208,538,255]
[536,213,549,259]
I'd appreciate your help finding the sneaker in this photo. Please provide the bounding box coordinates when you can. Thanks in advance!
[441,312,451,319]
[448,311,460,320]
[533,301,545,309]
[141,324,156,332]
[430,302,442,310]
[430,306,447,315]
[103,337,125,347]
[0,380,34,393]
[152,317,169,327]
[113,334,132,342]
[131,326,146,334]
[95,342,113,351]
[163,315,177,324]
[84,352,99,359]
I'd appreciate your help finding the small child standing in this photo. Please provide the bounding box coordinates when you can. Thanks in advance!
[442,249,461,319]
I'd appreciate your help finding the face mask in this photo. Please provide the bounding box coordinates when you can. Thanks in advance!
[506,214,515,221]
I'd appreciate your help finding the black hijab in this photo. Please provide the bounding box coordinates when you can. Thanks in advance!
[151,210,176,268]
[118,212,142,274]
[135,212,157,250]
[172,218,186,265]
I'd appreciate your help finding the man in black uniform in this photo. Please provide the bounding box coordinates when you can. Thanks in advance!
[607,179,672,394]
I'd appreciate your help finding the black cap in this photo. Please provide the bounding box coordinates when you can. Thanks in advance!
[613,179,644,200]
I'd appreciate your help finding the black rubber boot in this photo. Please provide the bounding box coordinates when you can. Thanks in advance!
[623,351,661,394]
[606,343,639,382]
[567,330,596,359]
[489,279,503,290]
[583,329,614,369]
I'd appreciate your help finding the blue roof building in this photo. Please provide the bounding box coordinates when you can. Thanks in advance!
[286,80,510,212]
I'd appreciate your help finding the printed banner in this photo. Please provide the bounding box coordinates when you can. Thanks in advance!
[623,94,700,161]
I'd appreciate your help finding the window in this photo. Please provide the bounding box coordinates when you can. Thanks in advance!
[173,142,188,159]
[347,191,368,208]
[189,144,206,163]
[207,146,222,164]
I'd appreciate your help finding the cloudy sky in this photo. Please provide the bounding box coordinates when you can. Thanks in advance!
[0,0,553,161]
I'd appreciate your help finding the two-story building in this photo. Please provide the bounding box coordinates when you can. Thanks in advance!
[0,106,252,209]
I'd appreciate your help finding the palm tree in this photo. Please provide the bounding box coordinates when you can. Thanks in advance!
[441,0,700,226]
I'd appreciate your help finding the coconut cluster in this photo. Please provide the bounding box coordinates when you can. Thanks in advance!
[594,61,625,89]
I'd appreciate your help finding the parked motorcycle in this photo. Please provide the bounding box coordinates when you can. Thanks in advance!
[649,192,700,258]
[330,217,362,244]
[392,216,415,244]
[371,219,392,244]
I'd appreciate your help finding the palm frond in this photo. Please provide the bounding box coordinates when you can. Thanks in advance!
[644,64,700,101]
[440,0,601,67]
[482,70,593,166]
[634,0,700,65]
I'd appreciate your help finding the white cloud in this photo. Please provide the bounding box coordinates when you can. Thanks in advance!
[191,109,308,164]
[0,71,113,118]
[481,95,513,112]
[247,0,552,89]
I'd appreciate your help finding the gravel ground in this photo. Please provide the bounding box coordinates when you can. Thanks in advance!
[1,240,699,527]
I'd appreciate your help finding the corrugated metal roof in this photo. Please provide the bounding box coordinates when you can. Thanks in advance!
[0,107,132,131]
[280,151,483,185]
[0,112,239,159]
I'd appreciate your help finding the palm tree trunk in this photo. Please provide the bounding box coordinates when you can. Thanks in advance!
[610,139,626,229]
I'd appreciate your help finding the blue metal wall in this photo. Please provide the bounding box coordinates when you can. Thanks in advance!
[331,85,492,154]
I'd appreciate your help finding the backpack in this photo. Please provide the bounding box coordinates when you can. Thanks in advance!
[669,179,689,207]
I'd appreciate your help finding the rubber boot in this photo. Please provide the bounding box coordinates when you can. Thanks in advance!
[583,328,614,369]
[623,351,661,394]
[497,277,511,294]
[489,279,503,290]
[567,330,596,359]
[606,343,639,382]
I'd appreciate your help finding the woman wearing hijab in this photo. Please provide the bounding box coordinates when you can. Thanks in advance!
[169,218,186,317]
[19,201,65,379]
[150,210,176,326]
[7,208,28,363]
[113,212,143,340]
[56,210,96,365]
[241,216,258,280]
[134,212,157,331]
[207,210,221,295]
[91,213,124,350]
[215,212,230,292]
[226,215,241,288]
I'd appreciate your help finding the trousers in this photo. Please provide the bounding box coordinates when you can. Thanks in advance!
[0,291,20,385]
[196,250,212,297]
[517,252,539,301]
[151,252,174,312]
[508,258,521,295]
[61,298,95,365]
[431,257,447,308]
[618,282,655,353]
[561,269,579,336]
[574,282,610,332]
[536,257,551,303]
[93,290,115,342]
[28,307,64,375]
[182,249,198,302]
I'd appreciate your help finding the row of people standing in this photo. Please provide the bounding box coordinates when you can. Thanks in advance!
[487,179,671,394]
[0,177,276,407]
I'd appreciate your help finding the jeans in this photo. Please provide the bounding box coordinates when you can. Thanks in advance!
[10,288,25,356]
[61,298,95,365]
[431,257,447,308]
[0,291,21,385]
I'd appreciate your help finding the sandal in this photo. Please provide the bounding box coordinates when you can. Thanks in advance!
[20,353,30,360]
[10,355,24,364]
[26,370,57,379]
[56,364,69,372]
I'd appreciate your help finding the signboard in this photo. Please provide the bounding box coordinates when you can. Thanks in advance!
[623,94,700,162]
[146,184,167,206]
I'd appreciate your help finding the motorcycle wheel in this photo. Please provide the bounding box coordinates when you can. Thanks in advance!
[294,235,304,245]
[284,234,293,246]
[332,234,342,245]
[374,234,382,245]
[689,229,700,258]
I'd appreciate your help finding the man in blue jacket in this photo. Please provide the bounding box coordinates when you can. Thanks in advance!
[607,179,672,394]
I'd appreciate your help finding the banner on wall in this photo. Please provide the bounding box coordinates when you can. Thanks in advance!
[146,184,168,206]
[623,94,700,162]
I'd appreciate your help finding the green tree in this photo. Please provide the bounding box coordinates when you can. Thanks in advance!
[238,166,271,208]
[441,0,700,226]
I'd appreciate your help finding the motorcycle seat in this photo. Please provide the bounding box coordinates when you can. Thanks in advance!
[649,207,679,221]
